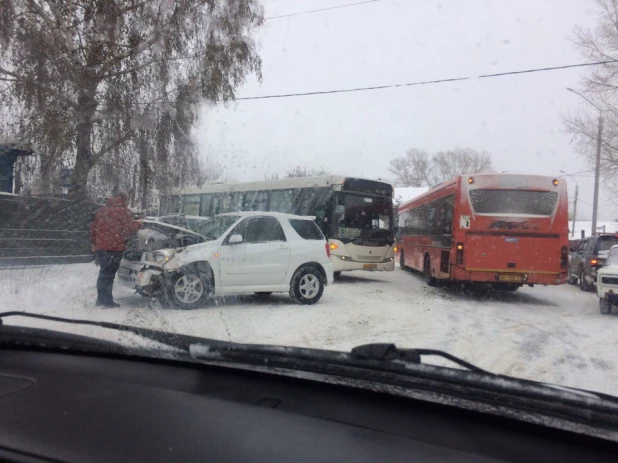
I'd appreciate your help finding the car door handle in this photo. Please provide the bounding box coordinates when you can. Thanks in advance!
[278,244,289,249]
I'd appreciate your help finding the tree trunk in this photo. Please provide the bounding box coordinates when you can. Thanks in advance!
[138,130,149,211]
[68,93,96,201]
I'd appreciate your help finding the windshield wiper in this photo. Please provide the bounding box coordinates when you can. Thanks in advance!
[350,343,492,374]
[190,341,491,375]
[0,311,207,352]
[4,312,618,407]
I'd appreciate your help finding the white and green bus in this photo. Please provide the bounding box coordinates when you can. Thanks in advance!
[159,176,396,275]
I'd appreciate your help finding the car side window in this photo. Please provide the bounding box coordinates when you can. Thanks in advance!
[245,217,286,243]
[225,218,250,244]
[577,240,587,252]
[586,239,596,252]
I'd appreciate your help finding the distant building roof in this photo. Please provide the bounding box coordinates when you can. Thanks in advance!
[0,140,34,157]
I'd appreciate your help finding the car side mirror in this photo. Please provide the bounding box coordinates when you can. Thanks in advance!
[569,246,576,252]
[228,234,243,244]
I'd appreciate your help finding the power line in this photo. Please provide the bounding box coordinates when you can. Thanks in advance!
[236,60,617,101]
[265,0,380,20]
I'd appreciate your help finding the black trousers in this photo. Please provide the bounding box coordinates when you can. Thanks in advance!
[96,250,123,305]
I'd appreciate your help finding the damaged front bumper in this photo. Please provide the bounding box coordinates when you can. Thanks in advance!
[136,267,164,297]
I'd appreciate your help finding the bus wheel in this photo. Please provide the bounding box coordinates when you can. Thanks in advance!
[499,284,520,292]
[399,250,408,271]
[424,254,438,287]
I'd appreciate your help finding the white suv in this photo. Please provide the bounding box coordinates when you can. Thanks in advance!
[596,244,618,314]
[124,212,334,309]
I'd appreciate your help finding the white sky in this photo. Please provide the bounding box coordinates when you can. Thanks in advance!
[195,0,614,220]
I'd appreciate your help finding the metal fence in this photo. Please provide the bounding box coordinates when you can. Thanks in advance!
[0,194,100,266]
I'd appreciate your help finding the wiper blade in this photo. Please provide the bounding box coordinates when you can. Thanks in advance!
[350,343,492,375]
[0,311,207,352]
[190,340,490,375]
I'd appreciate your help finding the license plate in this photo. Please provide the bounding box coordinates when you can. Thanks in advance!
[498,274,524,282]
[363,264,378,270]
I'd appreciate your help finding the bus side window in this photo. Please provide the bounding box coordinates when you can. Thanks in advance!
[433,203,445,236]
[200,194,213,217]
[182,195,201,216]
[244,190,269,211]
[418,205,429,235]
[269,189,295,214]
[443,195,454,235]
[410,209,420,235]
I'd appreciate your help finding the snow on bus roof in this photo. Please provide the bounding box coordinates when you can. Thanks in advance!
[180,176,393,195]
[181,176,347,194]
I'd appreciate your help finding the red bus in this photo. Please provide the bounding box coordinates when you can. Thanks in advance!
[397,174,569,289]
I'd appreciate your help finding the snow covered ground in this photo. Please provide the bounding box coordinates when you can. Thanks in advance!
[1,262,616,398]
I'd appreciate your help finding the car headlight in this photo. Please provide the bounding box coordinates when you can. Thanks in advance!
[146,249,175,264]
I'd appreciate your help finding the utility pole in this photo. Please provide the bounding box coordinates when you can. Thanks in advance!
[560,170,579,237]
[572,183,578,238]
[567,88,603,237]
[592,114,604,236]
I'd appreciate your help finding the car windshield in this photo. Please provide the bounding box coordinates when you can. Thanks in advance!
[595,236,618,253]
[605,249,618,265]
[2,0,618,411]
[189,215,240,240]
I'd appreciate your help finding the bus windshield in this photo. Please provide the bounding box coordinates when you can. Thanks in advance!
[469,189,558,216]
[335,193,392,239]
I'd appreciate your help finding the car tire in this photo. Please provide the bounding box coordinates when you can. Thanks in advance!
[599,297,612,314]
[579,270,592,292]
[290,266,325,305]
[566,274,578,285]
[166,267,211,310]
[333,271,342,280]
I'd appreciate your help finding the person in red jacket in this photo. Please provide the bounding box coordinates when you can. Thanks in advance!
[90,192,142,308]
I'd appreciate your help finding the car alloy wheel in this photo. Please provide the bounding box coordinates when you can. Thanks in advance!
[299,273,320,299]
[290,266,325,305]
[174,274,204,304]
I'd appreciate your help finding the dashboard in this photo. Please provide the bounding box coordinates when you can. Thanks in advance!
[1,348,617,462]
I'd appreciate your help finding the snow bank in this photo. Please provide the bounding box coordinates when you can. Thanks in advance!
[570,221,618,238]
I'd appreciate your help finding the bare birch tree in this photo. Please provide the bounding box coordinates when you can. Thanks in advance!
[563,0,618,198]
[0,0,263,207]
[388,148,493,187]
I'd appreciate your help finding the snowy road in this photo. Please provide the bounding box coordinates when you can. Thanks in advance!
[1,262,616,397]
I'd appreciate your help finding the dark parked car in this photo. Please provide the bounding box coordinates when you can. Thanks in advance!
[568,234,618,291]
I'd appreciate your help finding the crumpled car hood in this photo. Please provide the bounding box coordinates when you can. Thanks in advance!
[124,220,206,261]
